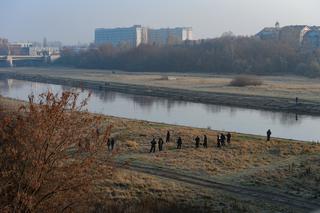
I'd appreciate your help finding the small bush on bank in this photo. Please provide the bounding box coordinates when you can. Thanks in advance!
[229,76,263,87]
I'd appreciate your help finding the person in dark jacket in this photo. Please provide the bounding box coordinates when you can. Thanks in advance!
[111,138,115,150]
[220,133,226,146]
[158,137,164,151]
[203,135,208,148]
[177,137,182,149]
[166,131,170,143]
[195,136,200,148]
[107,138,111,151]
[267,129,272,141]
[217,135,221,148]
[226,132,232,144]
[150,138,156,153]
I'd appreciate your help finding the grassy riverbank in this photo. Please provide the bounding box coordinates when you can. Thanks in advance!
[1,96,320,212]
[1,67,320,115]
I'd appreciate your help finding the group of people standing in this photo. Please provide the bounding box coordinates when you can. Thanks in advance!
[149,131,233,153]
[149,131,171,153]
[216,132,232,148]
[108,128,273,154]
[194,135,208,148]
[107,129,273,154]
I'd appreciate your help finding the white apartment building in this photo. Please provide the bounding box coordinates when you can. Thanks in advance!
[94,26,193,47]
[148,27,193,45]
[95,25,148,48]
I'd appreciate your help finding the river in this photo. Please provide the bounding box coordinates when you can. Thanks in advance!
[1,78,319,142]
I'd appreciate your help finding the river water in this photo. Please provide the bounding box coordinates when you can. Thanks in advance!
[1,78,319,142]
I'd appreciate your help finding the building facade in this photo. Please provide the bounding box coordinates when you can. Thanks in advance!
[0,38,9,55]
[148,27,193,46]
[301,27,320,52]
[278,25,310,49]
[256,23,316,50]
[94,25,193,47]
[95,25,148,48]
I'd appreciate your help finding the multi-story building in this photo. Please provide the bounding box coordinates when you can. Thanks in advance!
[148,27,193,46]
[0,38,9,55]
[29,47,60,56]
[94,25,193,47]
[301,27,320,52]
[8,44,30,55]
[95,25,148,48]
[279,25,310,49]
[0,38,8,46]
[256,23,312,49]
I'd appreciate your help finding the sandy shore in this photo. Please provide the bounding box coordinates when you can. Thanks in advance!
[1,67,320,115]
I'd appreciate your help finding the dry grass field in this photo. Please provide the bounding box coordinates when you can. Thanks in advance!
[1,96,319,212]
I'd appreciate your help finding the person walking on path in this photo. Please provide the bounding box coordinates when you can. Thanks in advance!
[203,135,208,148]
[220,133,226,146]
[195,136,200,148]
[227,132,232,144]
[150,138,157,153]
[111,138,115,150]
[158,137,164,151]
[166,131,170,143]
[267,129,272,141]
[107,138,111,151]
[177,137,182,149]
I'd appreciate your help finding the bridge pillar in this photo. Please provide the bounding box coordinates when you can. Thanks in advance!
[7,56,13,67]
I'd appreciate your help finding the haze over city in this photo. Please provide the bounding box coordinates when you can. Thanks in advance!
[1,0,320,44]
[2,0,320,212]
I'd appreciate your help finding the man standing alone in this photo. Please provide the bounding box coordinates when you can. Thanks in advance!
[177,137,182,149]
[267,129,272,141]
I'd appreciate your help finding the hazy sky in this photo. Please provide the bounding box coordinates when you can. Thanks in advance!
[1,0,319,44]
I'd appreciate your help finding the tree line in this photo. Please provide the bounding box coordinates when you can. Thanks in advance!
[56,36,320,77]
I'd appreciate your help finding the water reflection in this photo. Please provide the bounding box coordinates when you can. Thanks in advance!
[259,110,303,126]
[1,78,320,142]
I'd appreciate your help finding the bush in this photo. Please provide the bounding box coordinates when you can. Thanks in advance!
[229,76,263,87]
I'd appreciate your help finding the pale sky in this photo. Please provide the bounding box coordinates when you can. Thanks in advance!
[1,0,319,44]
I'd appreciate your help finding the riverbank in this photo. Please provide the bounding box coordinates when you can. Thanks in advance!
[1,67,320,115]
[1,96,320,212]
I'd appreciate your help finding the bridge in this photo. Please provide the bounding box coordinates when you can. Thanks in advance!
[0,55,51,67]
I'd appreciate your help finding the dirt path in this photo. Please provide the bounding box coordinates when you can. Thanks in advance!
[119,161,320,212]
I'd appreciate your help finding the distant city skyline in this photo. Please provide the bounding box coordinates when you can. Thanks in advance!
[1,0,320,45]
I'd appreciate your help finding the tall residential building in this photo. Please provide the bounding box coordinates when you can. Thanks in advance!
[94,25,193,47]
[95,25,148,48]
[148,27,193,45]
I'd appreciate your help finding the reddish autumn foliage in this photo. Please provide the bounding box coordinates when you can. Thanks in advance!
[0,91,112,212]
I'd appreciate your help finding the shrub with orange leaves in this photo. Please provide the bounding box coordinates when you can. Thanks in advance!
[0,91,112,212]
